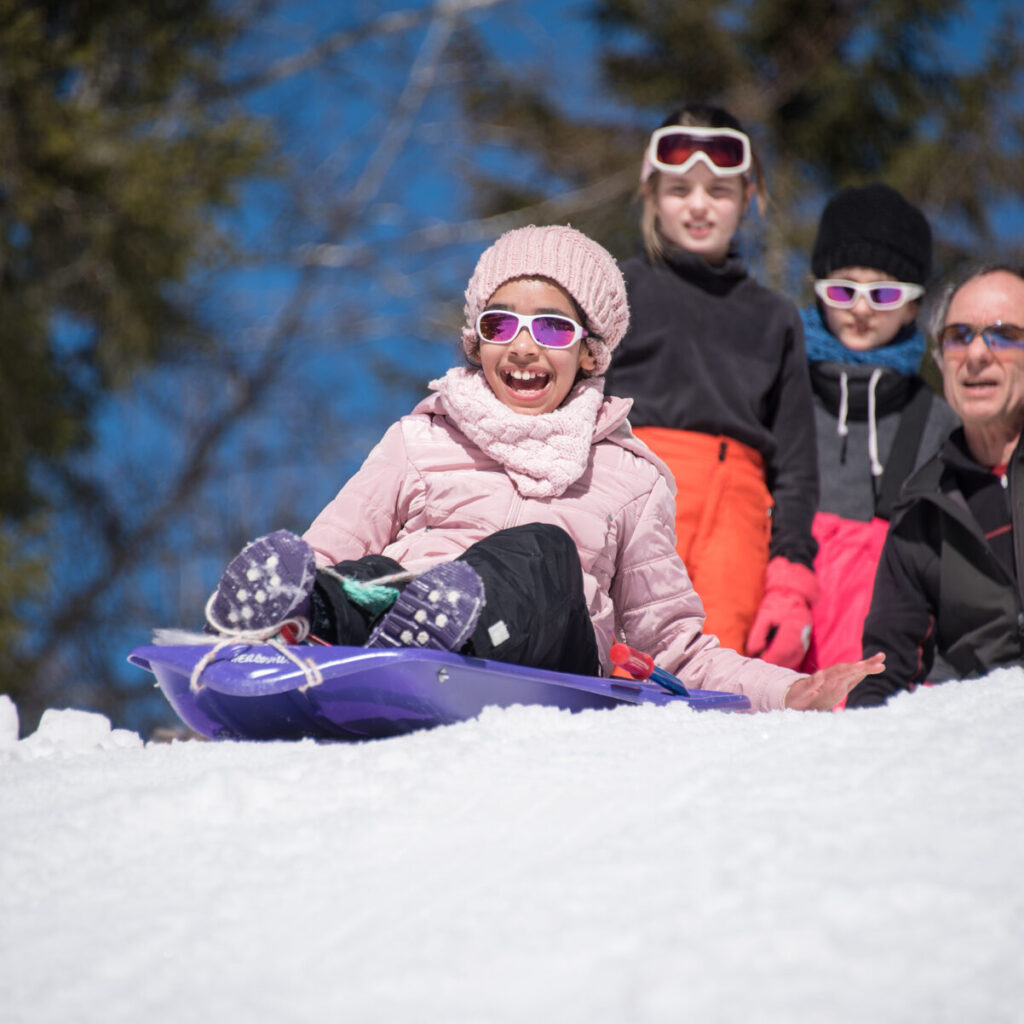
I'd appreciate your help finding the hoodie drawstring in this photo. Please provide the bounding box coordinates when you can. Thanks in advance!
[835,368,885,477]
[867,367,884,478]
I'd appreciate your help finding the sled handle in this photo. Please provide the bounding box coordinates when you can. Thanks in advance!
[609,642,690,697]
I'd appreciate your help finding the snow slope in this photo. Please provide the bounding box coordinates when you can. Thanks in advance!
[2,672,1022,1024]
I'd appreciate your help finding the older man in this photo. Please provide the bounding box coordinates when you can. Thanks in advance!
[848,265,1024,707]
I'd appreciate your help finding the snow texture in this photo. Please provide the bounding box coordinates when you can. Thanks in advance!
[2,670,1023,1023]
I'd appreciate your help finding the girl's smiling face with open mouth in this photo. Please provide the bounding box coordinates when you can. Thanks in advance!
[479,277,596,416]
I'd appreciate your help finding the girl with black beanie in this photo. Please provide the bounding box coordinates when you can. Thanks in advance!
[800,183,958,677]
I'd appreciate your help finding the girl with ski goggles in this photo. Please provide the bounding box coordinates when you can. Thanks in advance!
[635,109,768,266]
[813,279,924,311]
[604,103,818,672]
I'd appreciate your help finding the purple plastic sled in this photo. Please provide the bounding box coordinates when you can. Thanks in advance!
[128,643,751,742]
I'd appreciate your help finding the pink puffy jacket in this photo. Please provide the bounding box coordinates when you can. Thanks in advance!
[304,393,800,710]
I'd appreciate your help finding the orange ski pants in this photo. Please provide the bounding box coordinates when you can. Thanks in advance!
[633,427,773,654]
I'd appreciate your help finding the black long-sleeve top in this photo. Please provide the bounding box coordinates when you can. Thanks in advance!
[605,247,818,567]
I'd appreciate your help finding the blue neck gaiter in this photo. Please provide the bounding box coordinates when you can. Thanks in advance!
[801,305,926,377]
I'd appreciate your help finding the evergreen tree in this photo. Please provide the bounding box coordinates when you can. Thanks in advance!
[0,0,269,722]
[0,1,268,515]
[452,0,1024,289]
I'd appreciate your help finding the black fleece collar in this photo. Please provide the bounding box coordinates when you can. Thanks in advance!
[659,244,747,295]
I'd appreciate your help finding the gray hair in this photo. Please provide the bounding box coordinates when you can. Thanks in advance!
[925,261,1024,353]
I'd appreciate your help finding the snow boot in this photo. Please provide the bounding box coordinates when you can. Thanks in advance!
[366,559,484,652]
[206,530,317,638]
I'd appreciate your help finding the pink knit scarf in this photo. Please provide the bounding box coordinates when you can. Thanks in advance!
[429,368,605,498]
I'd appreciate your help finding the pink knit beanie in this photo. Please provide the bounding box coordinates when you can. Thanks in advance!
[461,225,630,376]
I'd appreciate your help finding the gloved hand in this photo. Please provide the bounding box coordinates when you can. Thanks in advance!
[746,557,819,669]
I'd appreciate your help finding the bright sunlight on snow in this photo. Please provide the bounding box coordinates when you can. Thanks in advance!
[2,671,1022,1023]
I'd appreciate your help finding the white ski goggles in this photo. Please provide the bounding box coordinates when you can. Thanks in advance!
[645,126,752,178]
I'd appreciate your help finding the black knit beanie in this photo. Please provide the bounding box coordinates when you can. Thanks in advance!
[811,183,932,285]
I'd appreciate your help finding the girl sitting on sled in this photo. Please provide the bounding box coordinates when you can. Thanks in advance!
[205,225,882,711]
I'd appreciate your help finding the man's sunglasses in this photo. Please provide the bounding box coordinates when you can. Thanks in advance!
[938,322,1024,354]
[814,279,924,311]
[476,310,587,349]
[647,126,752,178]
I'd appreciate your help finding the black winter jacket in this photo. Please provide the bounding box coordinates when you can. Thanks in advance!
[849,429,1024,707]
[605,247,818,566]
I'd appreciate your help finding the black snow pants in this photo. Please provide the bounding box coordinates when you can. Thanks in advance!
[309,523,601,677]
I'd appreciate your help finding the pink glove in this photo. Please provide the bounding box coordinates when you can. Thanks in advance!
[746,557,819,669]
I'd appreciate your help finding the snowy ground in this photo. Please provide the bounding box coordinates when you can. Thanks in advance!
[2,670,1023,1024]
